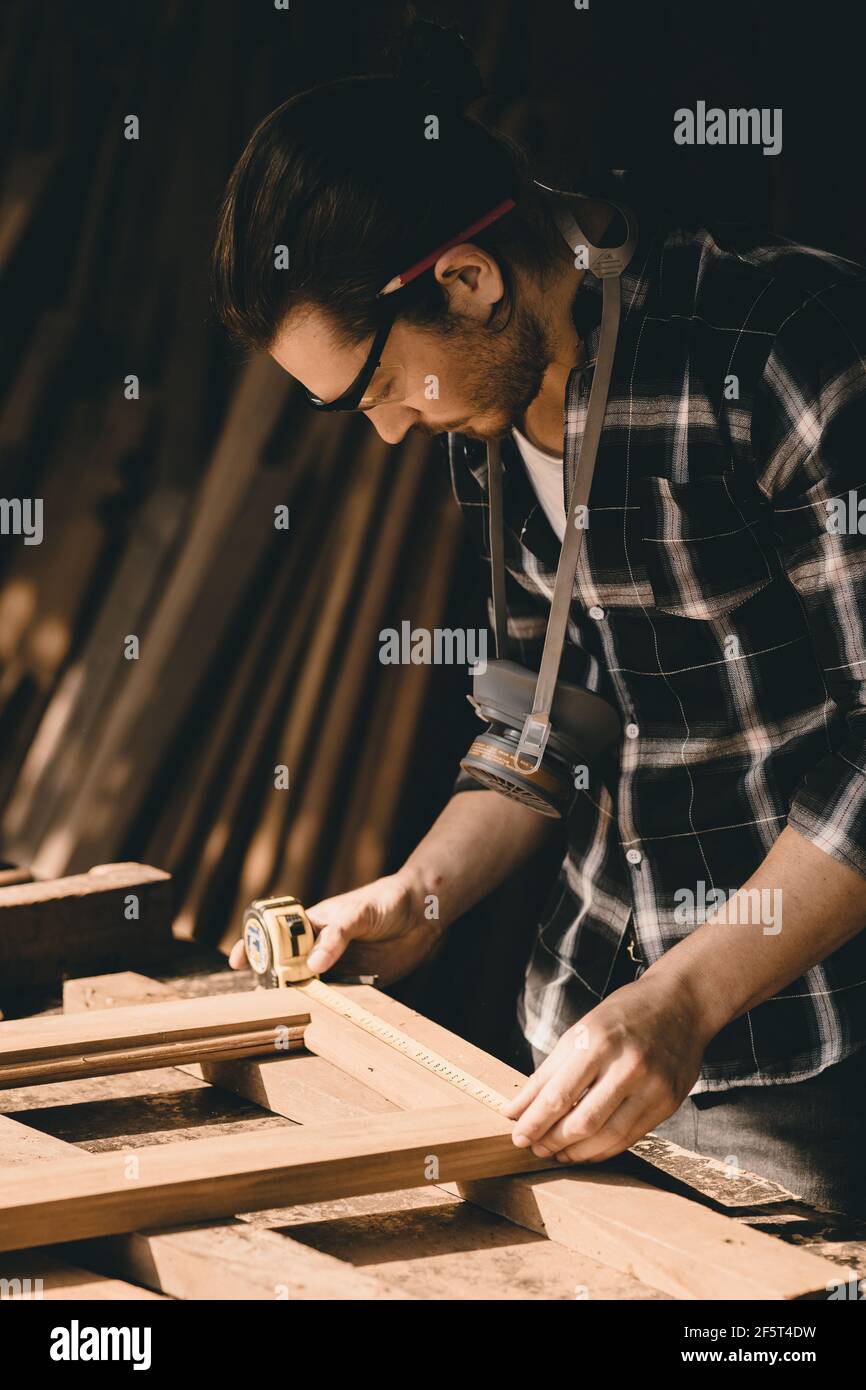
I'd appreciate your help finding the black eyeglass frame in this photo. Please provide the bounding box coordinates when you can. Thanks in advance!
[303,299,399,413]
[303,199,518,413]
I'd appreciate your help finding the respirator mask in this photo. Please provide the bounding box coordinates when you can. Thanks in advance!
[460,187,637,817]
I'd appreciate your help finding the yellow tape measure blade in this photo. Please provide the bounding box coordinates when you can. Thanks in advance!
[298,978,508,1112]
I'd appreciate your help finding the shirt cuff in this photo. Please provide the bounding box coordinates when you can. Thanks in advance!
[788,751,866,882]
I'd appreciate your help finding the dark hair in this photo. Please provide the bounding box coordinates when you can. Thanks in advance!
[211,20,565,351]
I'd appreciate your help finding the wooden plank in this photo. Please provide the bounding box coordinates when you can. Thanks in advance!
[303,1010,479,1112]
[624,1131,798,1208]
[0,1251,166,1301]
[0,1025,306,1089]
[329,474,464,892]
[62,972,178,1013]
[198,1052,399,1123]
[62,973,845,1299]
[144,432,341,877]
[0,1112,81,1168]
[66,974,643,1300]
[299,987,845,1300]
[61,974,803,1206]
[0,1116,165,1300]
[0,1106,555,1253]
[0,987,309,1079]
[0,865,32,889]
[0,863,173,991]
[69,1221,412,1302]
[0,389,155,705]
[225,426,391,939]
[278,431,427,903]
[0,153,55,270]
[0,1091,839,1298]
[8,356,296,878]
[172,418,352,944]
[0,1113,407,1301]
[456,1169,842,1302]
[273,1196,668,1302]
[62,973,399,1121]
[338,988,793,1207]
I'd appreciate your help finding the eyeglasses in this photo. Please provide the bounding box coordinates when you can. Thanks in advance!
[304,197,516,413]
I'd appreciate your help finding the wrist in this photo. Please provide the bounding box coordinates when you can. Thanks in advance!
[394,859,449,938]
[640,950,735,1048]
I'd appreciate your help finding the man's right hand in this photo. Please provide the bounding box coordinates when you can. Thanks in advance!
[229,788,558,986]
[228,869,441,986]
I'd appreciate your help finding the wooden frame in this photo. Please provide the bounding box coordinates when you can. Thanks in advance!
[0,973,847,1300]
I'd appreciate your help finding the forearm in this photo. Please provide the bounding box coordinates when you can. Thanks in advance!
[646,825,866,1042]
[398,789,558,929]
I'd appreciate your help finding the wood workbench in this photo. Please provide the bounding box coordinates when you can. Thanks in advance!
[1,948,864,1302]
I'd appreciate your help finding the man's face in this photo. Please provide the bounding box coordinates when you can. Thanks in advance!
[269,285,552,444]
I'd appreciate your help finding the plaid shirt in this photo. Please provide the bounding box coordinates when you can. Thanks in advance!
[448,214,866,1090]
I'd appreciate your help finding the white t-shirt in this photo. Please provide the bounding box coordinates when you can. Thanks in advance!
[511,425,566,543]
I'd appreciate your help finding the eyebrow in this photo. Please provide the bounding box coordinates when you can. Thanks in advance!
[299,324,384,410]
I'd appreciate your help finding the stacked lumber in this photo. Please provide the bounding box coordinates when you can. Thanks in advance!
[0,2,487,959]
[0,862,172,991]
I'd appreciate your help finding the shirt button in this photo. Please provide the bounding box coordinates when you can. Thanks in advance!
[626,849,642,865]
[625,723,639,739]
[588,605,605,620]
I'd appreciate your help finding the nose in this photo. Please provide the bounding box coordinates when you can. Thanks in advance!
[365,404,418,445]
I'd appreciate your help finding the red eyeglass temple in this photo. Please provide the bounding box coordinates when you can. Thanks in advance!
[377,197,517,297]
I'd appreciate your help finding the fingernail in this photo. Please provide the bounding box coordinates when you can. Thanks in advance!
[512,1133,531,1148]
[532,1144,551,1158]
[307,951,326,973]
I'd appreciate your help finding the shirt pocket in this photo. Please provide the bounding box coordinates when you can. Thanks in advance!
[638,471,776,620]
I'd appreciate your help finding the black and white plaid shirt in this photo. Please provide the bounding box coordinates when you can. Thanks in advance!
[449,213,866,1091]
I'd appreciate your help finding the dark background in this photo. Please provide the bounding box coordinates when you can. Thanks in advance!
[0,0,862,1049]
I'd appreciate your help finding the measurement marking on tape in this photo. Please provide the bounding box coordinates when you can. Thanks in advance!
[298,978,508,1112]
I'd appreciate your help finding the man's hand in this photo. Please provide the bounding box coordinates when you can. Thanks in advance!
[229,788,556,985]
[502,973,707,1163]
[228,869,441,985]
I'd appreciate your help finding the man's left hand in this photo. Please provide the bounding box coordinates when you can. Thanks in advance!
[501,972,709,1163]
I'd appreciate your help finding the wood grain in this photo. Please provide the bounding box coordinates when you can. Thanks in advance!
[0,1106,555,1252]
[0,1113,408,1301]
[457,1170,839,1302]
[0,988,309,1084]
[0,862,172,991]
[0,1250,166,1301]
[59,972,845,1300]
[302,986,843,1300]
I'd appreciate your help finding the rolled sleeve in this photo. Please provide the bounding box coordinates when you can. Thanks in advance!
[753,275,866,878]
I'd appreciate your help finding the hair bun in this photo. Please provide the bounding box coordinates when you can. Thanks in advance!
[392,18,484,113]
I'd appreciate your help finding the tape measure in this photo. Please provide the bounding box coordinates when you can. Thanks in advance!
[242,896,508,1112]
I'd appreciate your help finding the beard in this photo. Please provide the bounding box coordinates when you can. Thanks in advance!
[415,300,553,440]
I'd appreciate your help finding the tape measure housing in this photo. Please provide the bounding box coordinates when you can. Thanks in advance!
[243,896,316,987]
[241,895,509,1112]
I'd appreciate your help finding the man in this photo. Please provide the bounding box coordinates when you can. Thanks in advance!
[213,68,866,1215]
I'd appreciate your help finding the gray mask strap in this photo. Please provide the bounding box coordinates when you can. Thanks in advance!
[486,437,509,660]
[485,196,638,766]
[515,194,637,771]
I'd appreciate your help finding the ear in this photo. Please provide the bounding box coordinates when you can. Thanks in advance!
[433,243,504,319]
